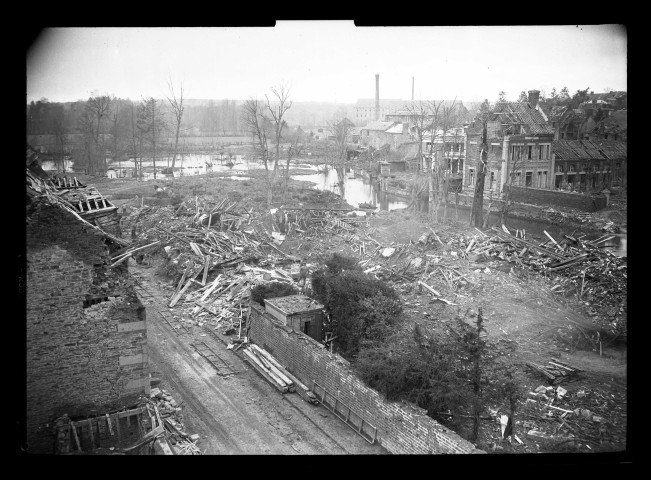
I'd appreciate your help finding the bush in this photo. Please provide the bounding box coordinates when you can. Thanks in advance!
[250,282,298,305]
[311,254,401,359]
[355,322,474,426]
[324,252,362,275]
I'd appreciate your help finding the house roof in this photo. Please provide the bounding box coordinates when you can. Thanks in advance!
[489,102,554,135]
[552,140,627,161]
[593,110,627,135]
[264,295,324,314]
[385,124,406,134]
[362,121,396,132]
[26,168,128,247]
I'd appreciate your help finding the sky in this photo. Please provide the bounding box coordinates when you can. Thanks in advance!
[26,23,627,105]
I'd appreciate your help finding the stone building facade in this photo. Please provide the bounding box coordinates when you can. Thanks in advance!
[464,91,555,193]
[26,170,149,454]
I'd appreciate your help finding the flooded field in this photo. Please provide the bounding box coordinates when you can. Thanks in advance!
[41,155,625,257]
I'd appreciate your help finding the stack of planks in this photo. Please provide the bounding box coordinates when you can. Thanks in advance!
[243,344,318,403]
[525,358,583,385]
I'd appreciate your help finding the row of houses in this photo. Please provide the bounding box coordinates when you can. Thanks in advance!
[464,90,627,194]
[312,90,626,195]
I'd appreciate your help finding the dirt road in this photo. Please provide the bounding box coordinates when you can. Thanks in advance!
[133,264,386,455]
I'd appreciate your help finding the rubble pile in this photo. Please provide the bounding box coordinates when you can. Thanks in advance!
[141,387,202,455]
[516,383,626,451]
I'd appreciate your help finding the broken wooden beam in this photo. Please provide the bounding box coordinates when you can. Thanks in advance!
[418,280,441,297]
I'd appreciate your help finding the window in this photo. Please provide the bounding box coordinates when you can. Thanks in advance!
[538,145,543,160]
[568,164,575,172]
[528,145,533,159]
[555,164,564,173]
[537,171,542,188]
[490,171,495,189]
[515,171,521,185]
[468,168,475,186]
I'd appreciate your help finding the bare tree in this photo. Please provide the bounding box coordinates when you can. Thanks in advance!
[77,107,97,174]
[470,118,488,227]
[137,97,167,180]
[282,127,303,200]
[265,85,293,179]
[439,98,460,221]
[166,78,185,171]
[241,98,274,206]
[86,93,113,173]
[128,101,144,180]
[51,109,68,173]
[427,99,459,221]
[325,115,353,204]
[404,101,434,209]
[425,100,444,217]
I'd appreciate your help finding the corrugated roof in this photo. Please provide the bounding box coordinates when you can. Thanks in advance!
[264,295,324,314]
[552,140,627,161]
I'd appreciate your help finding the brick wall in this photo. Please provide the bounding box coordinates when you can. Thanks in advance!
[504,185,606,212]
[248,304,483,454]
[26,204,149,453]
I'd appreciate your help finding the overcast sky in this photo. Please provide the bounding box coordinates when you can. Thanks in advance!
[26,23,627,105]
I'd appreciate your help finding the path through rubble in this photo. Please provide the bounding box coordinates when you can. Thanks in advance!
[134,263,386,455]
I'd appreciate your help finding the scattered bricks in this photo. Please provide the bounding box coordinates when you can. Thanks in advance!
[534,386,547,393]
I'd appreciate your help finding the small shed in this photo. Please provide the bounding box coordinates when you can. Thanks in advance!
[264,295,324,342]
[378,161,391,176]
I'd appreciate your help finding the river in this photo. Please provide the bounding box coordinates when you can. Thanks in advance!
[40,155,626,257]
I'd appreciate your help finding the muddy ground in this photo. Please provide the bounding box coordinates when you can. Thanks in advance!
[81,172,626,454]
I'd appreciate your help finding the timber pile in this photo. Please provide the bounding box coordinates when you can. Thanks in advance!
[242,344,319,403]
[143,387,202,455]
[525,359,583,385]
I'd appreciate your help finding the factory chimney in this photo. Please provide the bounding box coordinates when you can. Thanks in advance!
[375,74,380,121]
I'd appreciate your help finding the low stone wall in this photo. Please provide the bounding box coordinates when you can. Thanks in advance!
[248,304,483,454]
[504,185,606,212]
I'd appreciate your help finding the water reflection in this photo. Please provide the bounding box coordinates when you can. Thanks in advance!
[290,166,409,211]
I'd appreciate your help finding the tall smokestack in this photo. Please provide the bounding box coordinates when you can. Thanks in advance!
[375,74,380,121]
[412,77,414,101]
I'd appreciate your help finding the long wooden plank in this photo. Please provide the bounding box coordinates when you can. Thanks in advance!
[173,263,192,299]
[87,418,95,449]
[71,423,82,451]
[170,269,203,307]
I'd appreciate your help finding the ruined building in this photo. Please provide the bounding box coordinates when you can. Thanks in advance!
[26,151,149,454]
[465,90,555,192]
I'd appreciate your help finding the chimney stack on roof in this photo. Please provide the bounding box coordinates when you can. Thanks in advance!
[528,90,540,108]
[375,74,380,121]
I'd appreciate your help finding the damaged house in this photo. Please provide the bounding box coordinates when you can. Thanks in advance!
[465,90,555,192]
[26,153,150,454]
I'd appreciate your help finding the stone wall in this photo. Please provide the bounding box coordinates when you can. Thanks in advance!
[504,185,606,212]
[26,203,149,453]
[248,303,483,454]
